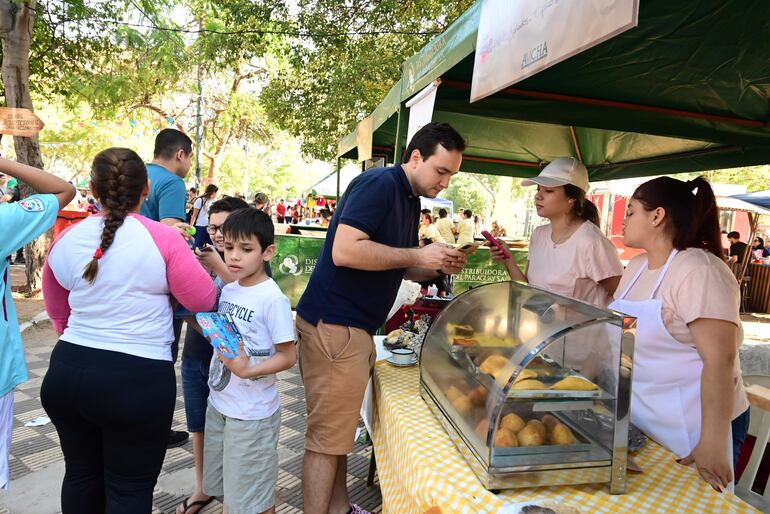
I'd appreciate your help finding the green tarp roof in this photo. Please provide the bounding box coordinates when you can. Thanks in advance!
[338,0,770,181]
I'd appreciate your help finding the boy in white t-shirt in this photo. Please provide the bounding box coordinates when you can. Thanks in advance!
[203,207,296,514]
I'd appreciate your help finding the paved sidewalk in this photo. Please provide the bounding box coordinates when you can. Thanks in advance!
[0,319,382,514]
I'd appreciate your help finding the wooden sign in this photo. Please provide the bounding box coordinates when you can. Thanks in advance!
[0,107,45,137]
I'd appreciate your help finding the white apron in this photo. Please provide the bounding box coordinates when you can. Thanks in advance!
[609,250,733,478]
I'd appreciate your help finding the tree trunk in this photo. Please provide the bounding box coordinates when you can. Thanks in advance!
[0,0,49,293]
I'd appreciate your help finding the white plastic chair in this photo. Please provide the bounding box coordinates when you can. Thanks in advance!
[735,375,770,511]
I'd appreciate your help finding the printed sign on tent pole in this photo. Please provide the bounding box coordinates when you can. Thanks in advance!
[406,80,441,145]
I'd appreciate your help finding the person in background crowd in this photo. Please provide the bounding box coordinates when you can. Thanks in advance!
[317,195,326,209]
[41,148,215,513]
[175,196,249,514]
[727,231,748,264]
[86,197,100,214]
[0,172,9,202]
[611,176,748,492]
[418,211,445,247]
[275,199,287,224]
[186,187,198,222]
[140,129,192,229]
[305,193,317,213]
[435,208,455,244]
[320,209,332,228]
[490,157,622,308]
[456,209,475,246]
[752,236,769,258]
[255,192,272,218]
[295,122,468,514]
[248,192,274,278]
[139,128,196,449]
[473,215,482,237]
[490,220,506,238]
[190,185,219,248]
[418,211,451,297]
[0,157,75,491]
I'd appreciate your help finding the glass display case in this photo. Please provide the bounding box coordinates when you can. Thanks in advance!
[419,281,635,493]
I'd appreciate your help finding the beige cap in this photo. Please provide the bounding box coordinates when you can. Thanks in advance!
[521,157,589,193]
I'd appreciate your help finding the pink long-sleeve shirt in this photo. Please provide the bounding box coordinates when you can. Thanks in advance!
[43,213,216,361]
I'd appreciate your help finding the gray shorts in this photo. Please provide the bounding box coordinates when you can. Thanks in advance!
[203,402,281,514]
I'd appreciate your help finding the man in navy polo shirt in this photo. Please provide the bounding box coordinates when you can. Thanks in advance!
[296,123,468,514]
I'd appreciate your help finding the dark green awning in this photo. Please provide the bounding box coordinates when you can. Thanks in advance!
[338,0,770,181]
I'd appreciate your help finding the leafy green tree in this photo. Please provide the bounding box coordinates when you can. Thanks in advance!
[442,172,493,220]
[261,0,474,160]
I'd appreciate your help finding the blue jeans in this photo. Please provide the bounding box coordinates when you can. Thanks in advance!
[181,358,210,433]
[732,408,750,470]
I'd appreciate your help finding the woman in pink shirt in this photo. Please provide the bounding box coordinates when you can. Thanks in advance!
[491,157,622,307]
[611,176,747,492]
[40,148,216,514]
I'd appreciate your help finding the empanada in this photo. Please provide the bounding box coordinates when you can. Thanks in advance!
[550,376,598,391]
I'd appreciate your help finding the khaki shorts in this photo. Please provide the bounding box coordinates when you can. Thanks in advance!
[203,404,281,514]
[296,316,375,455]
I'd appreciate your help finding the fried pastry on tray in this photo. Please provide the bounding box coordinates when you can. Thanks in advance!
[511,379,547,390]
[550,423,577,445]
[550,376,598,391]
[500,413,526,433]
[479,354,508,376]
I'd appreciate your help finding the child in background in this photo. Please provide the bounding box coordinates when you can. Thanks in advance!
[0,157,75,490]
[203,208,296,514]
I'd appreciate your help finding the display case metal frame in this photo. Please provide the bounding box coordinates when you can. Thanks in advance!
[419,281,636,493]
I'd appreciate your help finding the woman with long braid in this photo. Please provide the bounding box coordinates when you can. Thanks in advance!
[40,148,216,514]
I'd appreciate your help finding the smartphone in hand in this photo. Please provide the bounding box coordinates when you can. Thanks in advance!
[481,230,511,260]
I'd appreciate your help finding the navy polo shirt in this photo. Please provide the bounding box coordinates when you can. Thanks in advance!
[297,165,420,333]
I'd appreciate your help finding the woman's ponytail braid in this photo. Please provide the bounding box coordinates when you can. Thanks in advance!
[82,148,148,283]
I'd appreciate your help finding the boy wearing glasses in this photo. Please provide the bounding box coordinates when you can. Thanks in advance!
[175,196,249,514]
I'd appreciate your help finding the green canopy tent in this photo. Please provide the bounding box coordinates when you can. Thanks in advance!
[337,0,770,182]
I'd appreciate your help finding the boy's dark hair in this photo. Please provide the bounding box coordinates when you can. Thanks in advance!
[222,207,274,249]
[154,129,192,159]
[401,122,466,163]
[209,196,250,215]
[438,208,447,218]
[463,209,472,218]
[727,231,740,240]
[421,208,431,215]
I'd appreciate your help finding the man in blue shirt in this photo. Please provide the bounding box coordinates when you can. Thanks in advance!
[140,129,194,449]
[140,128,192,226]
[0,157,74,489]
[296,123,468,514]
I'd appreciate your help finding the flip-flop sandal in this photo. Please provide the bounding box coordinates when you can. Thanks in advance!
[179,496,215,514]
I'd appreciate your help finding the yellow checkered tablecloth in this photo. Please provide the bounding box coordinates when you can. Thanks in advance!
[371,361,759,514]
